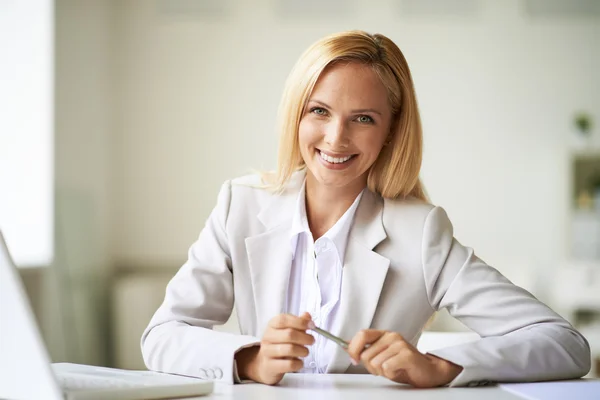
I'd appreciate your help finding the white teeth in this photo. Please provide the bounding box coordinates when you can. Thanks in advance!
[319,151,353,164]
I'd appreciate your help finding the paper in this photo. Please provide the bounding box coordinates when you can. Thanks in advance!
[500,380,600,400]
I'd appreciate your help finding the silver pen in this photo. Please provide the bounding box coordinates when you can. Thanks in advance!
[309,324,349,349]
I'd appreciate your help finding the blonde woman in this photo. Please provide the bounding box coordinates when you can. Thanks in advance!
[141,31,590,387]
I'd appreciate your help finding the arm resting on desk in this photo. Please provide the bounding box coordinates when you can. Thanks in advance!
[141,181,260,384]
[421,207,591,387]
[142,321,259,383]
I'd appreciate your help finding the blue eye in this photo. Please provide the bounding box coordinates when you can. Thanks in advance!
[356,115,374,124]
[311,107,327,116]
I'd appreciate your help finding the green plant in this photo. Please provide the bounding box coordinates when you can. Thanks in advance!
[574,112,593,135]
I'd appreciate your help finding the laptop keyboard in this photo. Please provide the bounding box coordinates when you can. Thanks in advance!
[58,375,148,391]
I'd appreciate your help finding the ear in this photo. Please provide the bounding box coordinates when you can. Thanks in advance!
[385,116,399,145]
[383,135,393,146]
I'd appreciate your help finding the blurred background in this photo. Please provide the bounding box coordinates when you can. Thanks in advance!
[1,0,600,377]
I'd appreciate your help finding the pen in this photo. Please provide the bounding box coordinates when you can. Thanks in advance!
[309,324,349,349]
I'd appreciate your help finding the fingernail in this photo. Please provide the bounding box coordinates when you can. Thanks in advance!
[307,321,315,329]
[351,358,358,366]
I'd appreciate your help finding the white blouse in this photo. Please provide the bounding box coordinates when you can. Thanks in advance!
[287,181,363,373]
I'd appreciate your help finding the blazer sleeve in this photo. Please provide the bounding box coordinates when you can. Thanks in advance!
[140,180,260,384]
[421,206,591,387]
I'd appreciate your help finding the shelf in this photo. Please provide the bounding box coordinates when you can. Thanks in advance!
[572,150,600,161]
[572,155,600,204]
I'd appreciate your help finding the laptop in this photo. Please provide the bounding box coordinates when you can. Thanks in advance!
[0,231,214,400]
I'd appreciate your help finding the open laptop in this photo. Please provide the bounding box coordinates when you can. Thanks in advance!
[0,231,213,400]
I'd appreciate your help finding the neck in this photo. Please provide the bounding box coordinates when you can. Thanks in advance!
[304,172,366,240]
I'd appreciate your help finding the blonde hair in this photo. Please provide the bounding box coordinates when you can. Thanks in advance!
[266,30,427,201]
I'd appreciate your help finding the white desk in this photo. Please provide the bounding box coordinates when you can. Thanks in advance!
[196,374,522,399]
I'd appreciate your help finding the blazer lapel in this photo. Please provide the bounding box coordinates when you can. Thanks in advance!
[246,172,304,337]
[327,190,390,373]
[246,226,293,337]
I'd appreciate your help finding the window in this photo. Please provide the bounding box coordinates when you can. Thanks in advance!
[0,0,53,267]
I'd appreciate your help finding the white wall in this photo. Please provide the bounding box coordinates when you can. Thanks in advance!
[111,0,600,291]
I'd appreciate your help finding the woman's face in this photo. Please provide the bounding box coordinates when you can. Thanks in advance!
[299,62,392,192]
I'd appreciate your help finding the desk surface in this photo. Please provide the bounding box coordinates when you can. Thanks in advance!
[197,374,522,400]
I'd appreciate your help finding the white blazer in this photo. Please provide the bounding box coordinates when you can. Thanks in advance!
[141,171,590,386]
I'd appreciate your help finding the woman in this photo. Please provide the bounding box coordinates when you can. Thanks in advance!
[141,30,590,387]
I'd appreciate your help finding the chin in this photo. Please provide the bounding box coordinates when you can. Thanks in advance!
[312,169,360,188]
[304,154,367,189]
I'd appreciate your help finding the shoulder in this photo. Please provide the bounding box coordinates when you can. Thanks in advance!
[227,171,303,202]
[381,197,453,240]
[381,197,435,228]
[228,173,271,202]
[218,174,273,211]
[216,171,303,221]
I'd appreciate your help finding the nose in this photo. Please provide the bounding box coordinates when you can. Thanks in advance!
[324,119,349,148]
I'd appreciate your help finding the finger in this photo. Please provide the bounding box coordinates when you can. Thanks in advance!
[368,346,404,377]
[346,330,385,362]
[262,343,310,359]
[299,311,312,321]
[380,353,412,384]
[264,327,315,346]
[363,362,379,376]
[360,333,405,364]
[269,313,312,331]
[359,341,392,373]
[268,358,304,374]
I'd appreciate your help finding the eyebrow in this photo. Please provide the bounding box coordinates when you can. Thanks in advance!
[308,99,383,116]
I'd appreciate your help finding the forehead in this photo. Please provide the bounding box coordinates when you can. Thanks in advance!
[309,62,389,109]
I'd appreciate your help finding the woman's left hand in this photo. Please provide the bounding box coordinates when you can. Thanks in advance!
[346,330,463,388]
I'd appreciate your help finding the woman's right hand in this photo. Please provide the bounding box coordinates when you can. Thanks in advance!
[235,312,314,385]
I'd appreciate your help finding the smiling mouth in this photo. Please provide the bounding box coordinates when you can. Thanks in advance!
[318,150,357,164]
